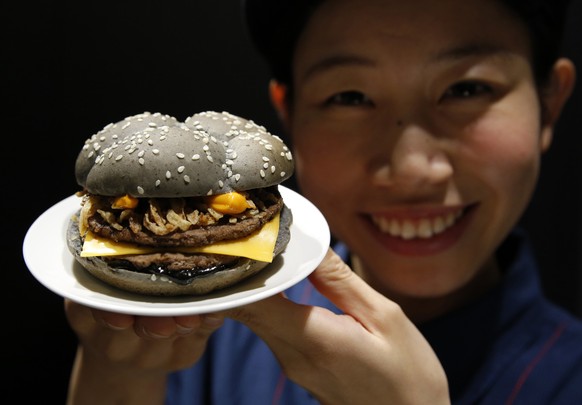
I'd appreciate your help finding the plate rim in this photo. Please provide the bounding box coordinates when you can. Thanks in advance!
[22,186,330,316]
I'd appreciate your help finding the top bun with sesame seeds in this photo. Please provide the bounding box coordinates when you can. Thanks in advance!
[76,110,293,197]
[67,111,294,297]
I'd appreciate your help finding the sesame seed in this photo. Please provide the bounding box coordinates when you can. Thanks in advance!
[138,158,145,165]
[207,155,214,163]
[152,149,160,155]
[155,179,161,187]
[166,171,171,179]
[176,153,185,159]
[115,155,123,161]
[192,154,200,160]
[260,169,266,178]
[137,186,145,194]
[184,175,190,183]
[177,165,185,173]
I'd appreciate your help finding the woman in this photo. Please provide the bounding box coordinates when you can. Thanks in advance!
[65,0,582,403]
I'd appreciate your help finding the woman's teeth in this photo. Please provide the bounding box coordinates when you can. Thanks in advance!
[371,210,463,240]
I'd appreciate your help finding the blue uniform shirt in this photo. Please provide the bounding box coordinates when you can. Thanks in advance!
[166,229,582,404]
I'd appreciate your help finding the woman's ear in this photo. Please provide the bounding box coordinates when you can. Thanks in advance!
[269,80,291,129]
[540,57,576,151]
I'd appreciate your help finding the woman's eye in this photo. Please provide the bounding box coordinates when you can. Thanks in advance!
[326,90,373,106]
[441,81,492,100]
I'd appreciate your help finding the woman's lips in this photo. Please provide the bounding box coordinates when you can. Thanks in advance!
[371,209,463,239]
[366,205,476,256]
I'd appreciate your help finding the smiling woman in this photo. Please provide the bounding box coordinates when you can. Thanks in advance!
[246,0,582,315]
[56,0,582,404]
[8,0,582,404]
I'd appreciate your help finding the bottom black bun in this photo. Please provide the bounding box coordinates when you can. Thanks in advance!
[66,206,293,297]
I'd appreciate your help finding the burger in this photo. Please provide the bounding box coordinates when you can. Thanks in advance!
[66,110,294,296]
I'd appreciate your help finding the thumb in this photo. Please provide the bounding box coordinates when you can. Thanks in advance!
[309,248,389,326]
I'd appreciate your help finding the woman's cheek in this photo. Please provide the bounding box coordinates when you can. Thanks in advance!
[465,118,542,197]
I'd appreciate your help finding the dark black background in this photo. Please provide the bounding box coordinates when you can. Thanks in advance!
[3,1,581,402]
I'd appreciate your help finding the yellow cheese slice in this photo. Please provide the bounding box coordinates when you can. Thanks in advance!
[81,213,280,263]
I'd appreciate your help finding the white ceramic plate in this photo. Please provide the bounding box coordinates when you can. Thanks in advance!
[22,186,329,316]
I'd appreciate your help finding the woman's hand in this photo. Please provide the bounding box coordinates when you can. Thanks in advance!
[226,248,450,405]
[64,299,224,405]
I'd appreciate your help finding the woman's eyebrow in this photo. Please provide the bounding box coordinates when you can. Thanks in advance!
[430,43,517,64]
[300,54,376,82]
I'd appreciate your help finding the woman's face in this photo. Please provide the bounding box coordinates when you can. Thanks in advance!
[287,0,553,299]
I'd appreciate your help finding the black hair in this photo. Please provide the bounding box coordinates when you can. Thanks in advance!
[242,0,323,85]
[242,0,572,88]
[503,0,572,85]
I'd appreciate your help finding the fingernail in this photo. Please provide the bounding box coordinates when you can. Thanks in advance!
[202,314,224,329]
[176,324,194,335]
[104,321,128,331]
[140,325,170,339]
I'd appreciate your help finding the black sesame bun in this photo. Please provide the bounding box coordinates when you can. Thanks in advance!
[67,111,294,296]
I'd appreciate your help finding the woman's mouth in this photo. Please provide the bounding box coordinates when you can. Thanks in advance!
[371,209,463,239]
[367,205,476,256]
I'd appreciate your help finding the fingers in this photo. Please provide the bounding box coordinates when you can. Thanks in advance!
[65,298,226,371]
[65,299,225,339]
[133,314,225,339]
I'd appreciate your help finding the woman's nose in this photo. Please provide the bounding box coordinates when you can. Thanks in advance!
[371,125,453,189]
